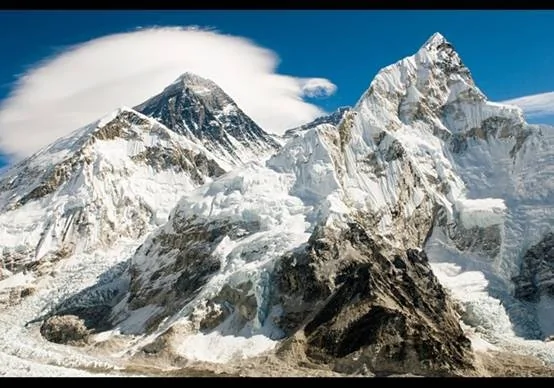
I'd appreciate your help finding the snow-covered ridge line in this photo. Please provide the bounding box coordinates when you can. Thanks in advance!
[134,72,280,167]
[2,32,554,376]
[64,33,554,369]
[0,69,289,375]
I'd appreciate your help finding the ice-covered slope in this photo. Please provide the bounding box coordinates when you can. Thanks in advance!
[0,107,229,281]
[3,32,554,376]
[0,73,285,375]
[135,72,280,167]
[73,32,554,374]
[331,32,554,344]
[283,106,351,139]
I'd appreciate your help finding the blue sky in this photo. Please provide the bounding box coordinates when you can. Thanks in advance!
[1,10,553,167]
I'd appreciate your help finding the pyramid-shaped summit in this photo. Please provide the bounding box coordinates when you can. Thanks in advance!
[421,31,448,49]
[134,72,280,166]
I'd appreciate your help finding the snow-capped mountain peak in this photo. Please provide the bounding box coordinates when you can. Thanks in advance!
[0,72,282,283]
[283,106,351,138]
[134,72,280,166]
[355,32,524,137]
[171,71,218,85]
[2,32,554,377]
[418,31,465,70]
[162,72,231,104]
[342,33,554,347]
[422,31,447,47]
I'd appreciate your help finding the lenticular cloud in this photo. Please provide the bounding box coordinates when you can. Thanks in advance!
[0,26,337,160]
[502,91,554,119]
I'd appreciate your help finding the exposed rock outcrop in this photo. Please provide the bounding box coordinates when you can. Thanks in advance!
[40,315,90,346]
[513,232,554,302]
[275,222,474,376]
[135,72,280,165]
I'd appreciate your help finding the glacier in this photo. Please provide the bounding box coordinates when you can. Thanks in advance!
[112,31,554,368]
[0,32,554,376]
[0,75,280,375]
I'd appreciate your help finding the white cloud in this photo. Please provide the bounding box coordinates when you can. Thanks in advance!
[502,91,554,118]
[300,78,338,98]
[0,27,337,160]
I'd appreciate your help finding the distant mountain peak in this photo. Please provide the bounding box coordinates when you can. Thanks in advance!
[165,72,222,95]
[174,71,213,84]
[421,31,447,50]
[134,72,279,165]
[283,106,351,138]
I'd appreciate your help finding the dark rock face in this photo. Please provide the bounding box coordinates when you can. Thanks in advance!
[513,232,554,302]
[283,107,351,138]
[130,146,225,185]
[448,223,502,259]
[433,41,471,78]
[275,222,474,376]
[53,305,114,333]
[40,315,90,346]
[117,219,262,333]
[135,73,279,161]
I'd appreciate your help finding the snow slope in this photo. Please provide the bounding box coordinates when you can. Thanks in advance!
[1,33,554,375]
[106,32,554,366]
[0,107,227,277]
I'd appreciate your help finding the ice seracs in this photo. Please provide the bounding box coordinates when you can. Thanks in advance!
[106,31,554,370]
[0,72,282,375]
[1,32,554,376]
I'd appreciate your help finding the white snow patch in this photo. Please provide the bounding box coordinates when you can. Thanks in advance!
[116,305,164,335]
[456,198,506,228]
[176,331,277,364]
[430,261,516,338]
[0,272,34,291]
[461,323,499,353]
